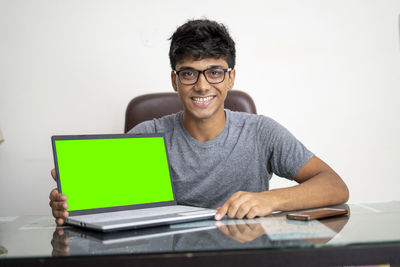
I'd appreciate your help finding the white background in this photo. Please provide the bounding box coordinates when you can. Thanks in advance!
[0,0,399,216]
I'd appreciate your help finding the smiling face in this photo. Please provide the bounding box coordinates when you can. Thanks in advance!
[171,57,236,123]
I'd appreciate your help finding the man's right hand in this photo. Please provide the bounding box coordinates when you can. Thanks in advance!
[49,168,69,226]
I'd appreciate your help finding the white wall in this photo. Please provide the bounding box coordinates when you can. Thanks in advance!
[0,0,399,216]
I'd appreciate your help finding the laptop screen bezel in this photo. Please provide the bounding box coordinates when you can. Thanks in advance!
[51,133,178,216]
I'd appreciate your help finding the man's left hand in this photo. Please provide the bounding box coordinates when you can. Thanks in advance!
[214,191,275,220]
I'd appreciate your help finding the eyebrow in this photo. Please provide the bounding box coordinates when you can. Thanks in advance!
[176,65,225,71]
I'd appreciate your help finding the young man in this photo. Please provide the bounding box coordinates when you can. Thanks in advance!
[49,19,349,225]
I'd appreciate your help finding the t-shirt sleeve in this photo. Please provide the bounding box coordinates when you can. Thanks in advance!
[127,120,157,135]
[257,116,314,180]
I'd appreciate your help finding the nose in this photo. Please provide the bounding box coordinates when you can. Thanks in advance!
[194,72,211,92]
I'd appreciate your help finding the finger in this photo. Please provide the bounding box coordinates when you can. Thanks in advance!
[218,225,245,243]
[248,222,261,231]
[51,168,57,181]
[52,228,69,244]
[49,189,57,200]
[216,224,231,236]
[226,224,247,243]
[216,192,245,220]
[235,224,256,242]
[51,235,71,256]
[50,200,68,211]
[236,223,252,234]
[215,202,233,220]
[56,227,65,236]
[55,218,65,226]
[215,204,227,220]
[235,200,253,219]
[215,191,246,220]
[226,224,240,237]
[49,189,67,202]
[52,209,69,220]
[226,195,251,219]
[246,206,259,219]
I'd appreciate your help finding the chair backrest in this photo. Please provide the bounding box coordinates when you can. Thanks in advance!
[124,90,257,133]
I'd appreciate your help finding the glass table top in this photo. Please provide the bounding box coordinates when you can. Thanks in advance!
[1,201,400,259]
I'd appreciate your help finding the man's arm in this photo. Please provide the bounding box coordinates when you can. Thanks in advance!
[214,156,349,220]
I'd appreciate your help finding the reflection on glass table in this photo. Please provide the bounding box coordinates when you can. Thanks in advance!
[3,201,400,263]
[50,205,349,256]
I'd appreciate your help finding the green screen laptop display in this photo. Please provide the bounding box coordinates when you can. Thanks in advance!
[53,135,175,212]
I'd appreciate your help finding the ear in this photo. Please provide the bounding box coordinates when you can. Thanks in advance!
[171,71,178,92]
[227,69,236,90]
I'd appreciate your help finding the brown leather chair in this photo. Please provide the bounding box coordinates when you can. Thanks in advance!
[124,90,257,133]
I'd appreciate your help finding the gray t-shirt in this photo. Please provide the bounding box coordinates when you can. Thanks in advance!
[128,109,313,209]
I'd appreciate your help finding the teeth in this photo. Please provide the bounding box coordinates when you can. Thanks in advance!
[192,96,214,103]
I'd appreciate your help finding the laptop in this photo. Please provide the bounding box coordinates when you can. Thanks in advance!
[51,133,216,232]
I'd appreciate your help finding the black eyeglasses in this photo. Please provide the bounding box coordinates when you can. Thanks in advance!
[174,67,232,85]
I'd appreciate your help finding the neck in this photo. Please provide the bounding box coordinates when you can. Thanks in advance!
[182,108,226,142]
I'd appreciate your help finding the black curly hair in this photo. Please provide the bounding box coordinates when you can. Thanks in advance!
[169,19,236,70]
